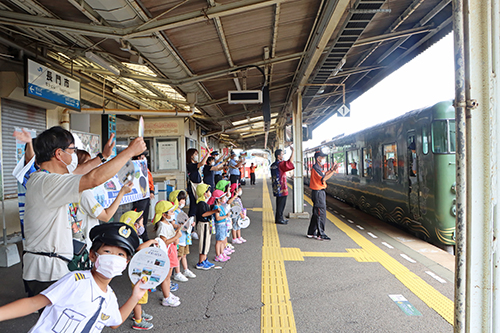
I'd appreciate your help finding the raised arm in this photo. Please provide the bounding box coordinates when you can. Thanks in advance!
[288,146,295,162]
[74,134,116,175]
[197,152,209,169]
[97,182,133,222]
[79,138,146,193]
[13,129,35,165]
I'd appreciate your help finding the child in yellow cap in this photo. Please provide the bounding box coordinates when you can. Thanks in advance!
[120,210,158,330]
[153,201,182,307]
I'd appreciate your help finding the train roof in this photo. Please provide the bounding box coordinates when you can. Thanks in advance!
[305,100,453,153]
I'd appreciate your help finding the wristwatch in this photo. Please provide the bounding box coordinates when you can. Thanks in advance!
[97,152,106,163]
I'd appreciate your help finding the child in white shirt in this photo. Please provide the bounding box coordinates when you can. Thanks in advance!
[0,223,147,333]
[153,200,182,307]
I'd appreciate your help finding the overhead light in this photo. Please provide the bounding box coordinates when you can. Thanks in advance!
[317,88,325,94]
[349,9,391,14]
[331,57,346,77]
[85,51,120,75]
[112,88,154,109]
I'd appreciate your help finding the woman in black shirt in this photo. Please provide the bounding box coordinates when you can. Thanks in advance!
[203,156,225,193]
[186,148,209,216]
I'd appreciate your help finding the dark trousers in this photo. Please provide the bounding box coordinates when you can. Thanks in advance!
[250,173,256,185]
[307,189,327,236]
[214,174,222,186]
[275,195,287,223]
[133,198,150,241]
[230,174,239,184]
[187,185,197,217]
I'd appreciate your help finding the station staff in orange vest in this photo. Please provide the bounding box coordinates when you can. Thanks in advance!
[307,150,338,241]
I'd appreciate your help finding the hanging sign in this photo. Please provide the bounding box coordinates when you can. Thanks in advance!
[25,59,81,110]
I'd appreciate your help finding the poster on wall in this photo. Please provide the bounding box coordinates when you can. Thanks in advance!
[72,130,100,158]
[157,140,178,170]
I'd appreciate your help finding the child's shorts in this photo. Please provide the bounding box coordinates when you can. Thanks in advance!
[177,245,189,257]
[167,244,179,268]
[215,222,227,241]
[232,217,241,231]
[131,284,148,305]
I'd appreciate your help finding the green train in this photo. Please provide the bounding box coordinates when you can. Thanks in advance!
[304,101,456,252]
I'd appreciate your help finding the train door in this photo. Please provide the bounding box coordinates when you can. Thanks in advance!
[407,131,421,220]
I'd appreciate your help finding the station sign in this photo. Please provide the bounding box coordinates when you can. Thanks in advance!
[337,103,350,117]
[25,58,81,111]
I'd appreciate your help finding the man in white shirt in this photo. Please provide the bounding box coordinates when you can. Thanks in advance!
[23,126,146,297]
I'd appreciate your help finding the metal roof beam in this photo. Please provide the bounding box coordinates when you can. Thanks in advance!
[0,9,123,38]
[295,0,351,90]
[122,52,304,85]
[124,0,291,39]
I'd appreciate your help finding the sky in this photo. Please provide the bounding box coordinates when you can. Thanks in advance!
[303,32,455,150]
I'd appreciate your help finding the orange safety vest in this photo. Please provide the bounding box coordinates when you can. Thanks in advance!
[310,164,327,190]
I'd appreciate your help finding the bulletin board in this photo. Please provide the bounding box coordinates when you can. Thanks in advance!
[157,139,179,170]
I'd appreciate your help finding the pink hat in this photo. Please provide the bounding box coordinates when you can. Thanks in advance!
[212,190,226,199]
[230,183,238,194]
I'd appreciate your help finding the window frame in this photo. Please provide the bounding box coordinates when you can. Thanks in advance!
[361,146,373,178]
[382,142,398,181]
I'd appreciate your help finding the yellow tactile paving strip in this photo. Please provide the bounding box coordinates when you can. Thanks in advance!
[261,180,297,332]
[302,195,454,325]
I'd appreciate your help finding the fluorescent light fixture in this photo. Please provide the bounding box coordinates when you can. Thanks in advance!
[349,9,391,14]
[85,51,120,75]
[112,88,154,109]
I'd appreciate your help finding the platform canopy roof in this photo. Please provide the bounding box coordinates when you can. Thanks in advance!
[0,0,452,149]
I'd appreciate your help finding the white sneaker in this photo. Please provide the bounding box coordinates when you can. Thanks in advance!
[191,231,199,240]
[232,238,242,244]
[169,292,180,301]
[183,269,196,278]
[162,295,180,307]
[173,272,188,282]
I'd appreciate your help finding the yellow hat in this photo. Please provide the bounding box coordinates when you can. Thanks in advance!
[153,200,178,224]
[196,183,211,204]
[169,190,186,207]
[119,210,143,232]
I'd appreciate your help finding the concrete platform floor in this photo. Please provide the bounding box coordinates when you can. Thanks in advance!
[0,176,454,332]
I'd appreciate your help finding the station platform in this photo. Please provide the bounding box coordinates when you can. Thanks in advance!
[0,176,454,332]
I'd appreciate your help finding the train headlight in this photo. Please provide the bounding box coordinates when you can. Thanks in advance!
[451,182,456,194]
[451,205,457,217]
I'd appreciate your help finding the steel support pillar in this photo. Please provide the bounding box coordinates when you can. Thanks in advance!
[454,0,500,331]
[289,91,309,219]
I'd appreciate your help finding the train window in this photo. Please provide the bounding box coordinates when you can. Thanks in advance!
[333,152,346,174]
[346,150,359,175]
[422,126,429,154]
[432,120,455,153]
[383,143,398,180]
[362,147,373,177]
[449,120,456,152]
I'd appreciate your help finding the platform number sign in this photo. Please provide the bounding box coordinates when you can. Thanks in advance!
[337,104,350,117]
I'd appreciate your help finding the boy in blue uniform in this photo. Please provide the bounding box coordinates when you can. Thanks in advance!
[0,223,147,332]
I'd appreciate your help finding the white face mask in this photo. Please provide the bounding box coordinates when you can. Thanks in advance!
[319,159,326,166]
[136,226,145,236]
[179,203,185,209]
[211,162,215,166]
[220,197,228,204]
[238,191,243,196]
[62,150,78,173]
[95,254,128,279]
[193,155,198,163]
[206,192,211,200]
